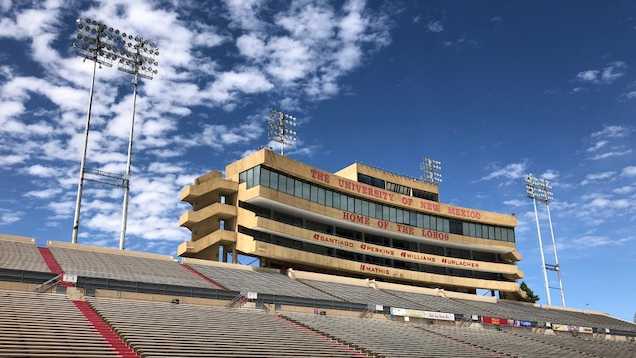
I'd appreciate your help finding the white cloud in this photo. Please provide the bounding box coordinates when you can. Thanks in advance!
[503,199,526,207]
[24,188,62,199]
[576,62,626,84]
[236,33,267,58]
[613,186,635,195]
[25,164,57,177]
[0,210,21,226]
[591,125,630,138]
[481,162,527,182]
[0,153,27,167]
[427,20,444,32]
[590,149,632,160]
[572,235,632,248]
[586,140,608,152]
[622,166,636,177]
[580,171,615,185]
[540,169,559,181]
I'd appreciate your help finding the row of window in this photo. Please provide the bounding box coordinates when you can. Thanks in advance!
[358,173,439,201]
[239,226,505,282]
[240,165,515,243]
[240,201,504,264]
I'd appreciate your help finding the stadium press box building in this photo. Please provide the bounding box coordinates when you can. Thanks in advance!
[178,148,525,298]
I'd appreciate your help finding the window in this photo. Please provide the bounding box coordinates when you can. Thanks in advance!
[436,217,444,232]
[261,167,270,187]
[488,226,495,240]
[354,198,362,214]
[495,227,502,241]
[416,214,423,228]
[318,188,326,205]
[239,171,246,184]
[285,176,294,195]
[467,223,475,237]
[361,200,369,217]
[333,192,340,209]
[389,207,397,222]
[383,205,390,220]
[310,186,318,202]
[246,167,254,188]
[253,166,260,187]
[347,196,355,212]
[396,209,403,224]
[325,190,332,207]
[442,219,449,233]
[294,179,302,197]
[430,216,437,231]
[270,171,279,190]
[302,182,310,200]
[422,214,430,229]
[409,212,417,226]
[369,202,376,218]
[278,173,286,193]
[475,224,482,238]
[340,195,349,211]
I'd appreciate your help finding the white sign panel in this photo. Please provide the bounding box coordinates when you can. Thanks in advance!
[63,273,78,283]
[389,307,454,321]
[246,291,258,300]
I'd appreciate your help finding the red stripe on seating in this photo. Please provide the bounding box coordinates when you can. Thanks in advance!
[73,300,140,358]
[182,263,228,290]
[277,315,368,358]
[38,247,64,275]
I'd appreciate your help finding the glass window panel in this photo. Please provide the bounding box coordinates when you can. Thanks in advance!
[294,179,302,197]
[383,206,390,220]
[239,171,246,184]
[417,214,423,228]
[354,198,362,214]
[489,226,495,240]
[475,224,481,238]
[389,207,397,222]
[347,196,355,212]
[361,200,369,217]
[253,166,260,186]
[436,217,444,231]
[463,222,469,236]
[368,202,376,218]
[310,185,318,202]
[318,188,326,205]
[423,215,430,229]
[396,209,403,224]
[325,190,332,207]
[302,182,310,200]
[270,171,279,190]
[481,225,488,239]
[285,177,294,195]
[333,192,340,209]
[443,219,449,233]
[430,216,437,230]
[495,227,502,241]
[340,195,348,211]
[246,168,254,188]
[261,167,270,187]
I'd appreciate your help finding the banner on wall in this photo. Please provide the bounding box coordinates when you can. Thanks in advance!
[552,324,570,331]
[390,307,455,321]
[481,316,513,326]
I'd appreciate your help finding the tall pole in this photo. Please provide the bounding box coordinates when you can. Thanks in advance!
[546,203,566,306]
[532,197,551,306]
[71,60,98,244]
[119,73,138,250]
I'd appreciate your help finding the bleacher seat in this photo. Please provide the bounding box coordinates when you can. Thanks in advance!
[0,236,49,273]
[285,312,506,357]
[188,263,337,300]
[88,297,357,357]
[48,244,209,288]
[0,290,120,357]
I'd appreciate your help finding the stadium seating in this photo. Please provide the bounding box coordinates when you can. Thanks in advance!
[301,279,427,309]
[188,263,337,300]
[420,323,588,357]
[0,236,50,273]
[285,312,507,357]
[88,297,360,357]
[0,290,121,357]
[504,328,636,358]
[48,243,210,288]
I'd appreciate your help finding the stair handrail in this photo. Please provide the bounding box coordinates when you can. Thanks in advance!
[33,273,63,293]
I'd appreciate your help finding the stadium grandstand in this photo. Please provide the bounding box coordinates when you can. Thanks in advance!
[0,233,635,357]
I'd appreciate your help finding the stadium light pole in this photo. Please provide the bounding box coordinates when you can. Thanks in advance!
[70,17,158,249]
[526,174,565,307]
[420,157,442,185]
[268,110,297,155]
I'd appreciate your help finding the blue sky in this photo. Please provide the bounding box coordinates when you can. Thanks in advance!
[0,1,635,321]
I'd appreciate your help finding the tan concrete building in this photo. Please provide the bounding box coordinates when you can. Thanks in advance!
[178,148,524,298]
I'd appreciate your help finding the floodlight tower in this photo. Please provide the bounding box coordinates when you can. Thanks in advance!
[420,157,442,185]
[70,18,158,250]
[268,110,297,155]
[525,174,566,307]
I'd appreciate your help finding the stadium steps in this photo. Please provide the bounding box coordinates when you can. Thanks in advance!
[181,263,228,290]
[37,247,73,287]
[503,329,604,358]
[278,315,371,357]
[73,300,140,358]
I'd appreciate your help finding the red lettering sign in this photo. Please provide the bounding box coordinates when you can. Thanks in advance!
[310,169,330,184]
